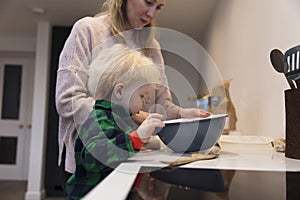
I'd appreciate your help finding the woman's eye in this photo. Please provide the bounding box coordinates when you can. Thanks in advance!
[145,0,163,10]
[145,0,153,6]
[140,95,145,98]
[157,5,163,10]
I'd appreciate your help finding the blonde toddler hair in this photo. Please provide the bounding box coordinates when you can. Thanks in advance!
[88,44,160,99]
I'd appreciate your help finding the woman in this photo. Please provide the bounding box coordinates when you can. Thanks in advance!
[55,0,210,190]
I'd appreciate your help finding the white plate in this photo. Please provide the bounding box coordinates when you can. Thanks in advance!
[163,114,228,124]
[219,135,273,144]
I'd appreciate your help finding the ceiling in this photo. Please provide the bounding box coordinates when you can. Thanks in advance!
[0,0,217,41]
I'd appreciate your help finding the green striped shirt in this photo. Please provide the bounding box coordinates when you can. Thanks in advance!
[66,100,139,199]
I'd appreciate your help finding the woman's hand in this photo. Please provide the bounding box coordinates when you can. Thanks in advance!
[180,108,211,118]
[137,113,165,143]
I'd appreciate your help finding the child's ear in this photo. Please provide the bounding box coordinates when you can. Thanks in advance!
[113,83,125,100]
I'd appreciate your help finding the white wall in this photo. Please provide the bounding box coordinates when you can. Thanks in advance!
[0,37,36,52]
[203,0,300,138]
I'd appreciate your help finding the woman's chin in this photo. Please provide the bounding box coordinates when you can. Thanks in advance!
[133,26,144,30]
[133,23,147,30]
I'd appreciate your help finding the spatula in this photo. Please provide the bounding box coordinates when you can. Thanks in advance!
[283,45,300,88]
[160,144,221,167]
[160,153,218,167]
[270,49,296,89]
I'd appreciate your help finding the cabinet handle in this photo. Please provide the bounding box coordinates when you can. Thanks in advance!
[28,124,32,129]
[19,124,24,129]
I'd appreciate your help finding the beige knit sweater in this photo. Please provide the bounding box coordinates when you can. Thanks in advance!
[55,14,181,173]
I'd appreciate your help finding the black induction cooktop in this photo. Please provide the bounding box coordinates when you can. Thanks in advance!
[126,167,300,200]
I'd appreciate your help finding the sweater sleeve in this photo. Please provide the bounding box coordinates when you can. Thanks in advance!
[130,130,144,150]
[149,41,182,119]
[55,17,95,125]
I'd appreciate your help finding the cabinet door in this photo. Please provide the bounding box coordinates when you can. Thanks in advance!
[0,56,33,180]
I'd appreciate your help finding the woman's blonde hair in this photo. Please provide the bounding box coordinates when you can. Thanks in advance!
[100,0,156,55]
[88,44,160,99]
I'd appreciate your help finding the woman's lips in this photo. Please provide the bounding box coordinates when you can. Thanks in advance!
[140,18,148,24]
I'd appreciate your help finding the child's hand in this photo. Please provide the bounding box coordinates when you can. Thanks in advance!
[132,111,149,125]
[137,113,165,143]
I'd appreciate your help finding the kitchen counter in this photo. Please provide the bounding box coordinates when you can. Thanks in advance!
[83,141,300,200]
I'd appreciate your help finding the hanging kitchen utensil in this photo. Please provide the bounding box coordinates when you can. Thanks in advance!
[270,49,296,89]
[284,45,300,88]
